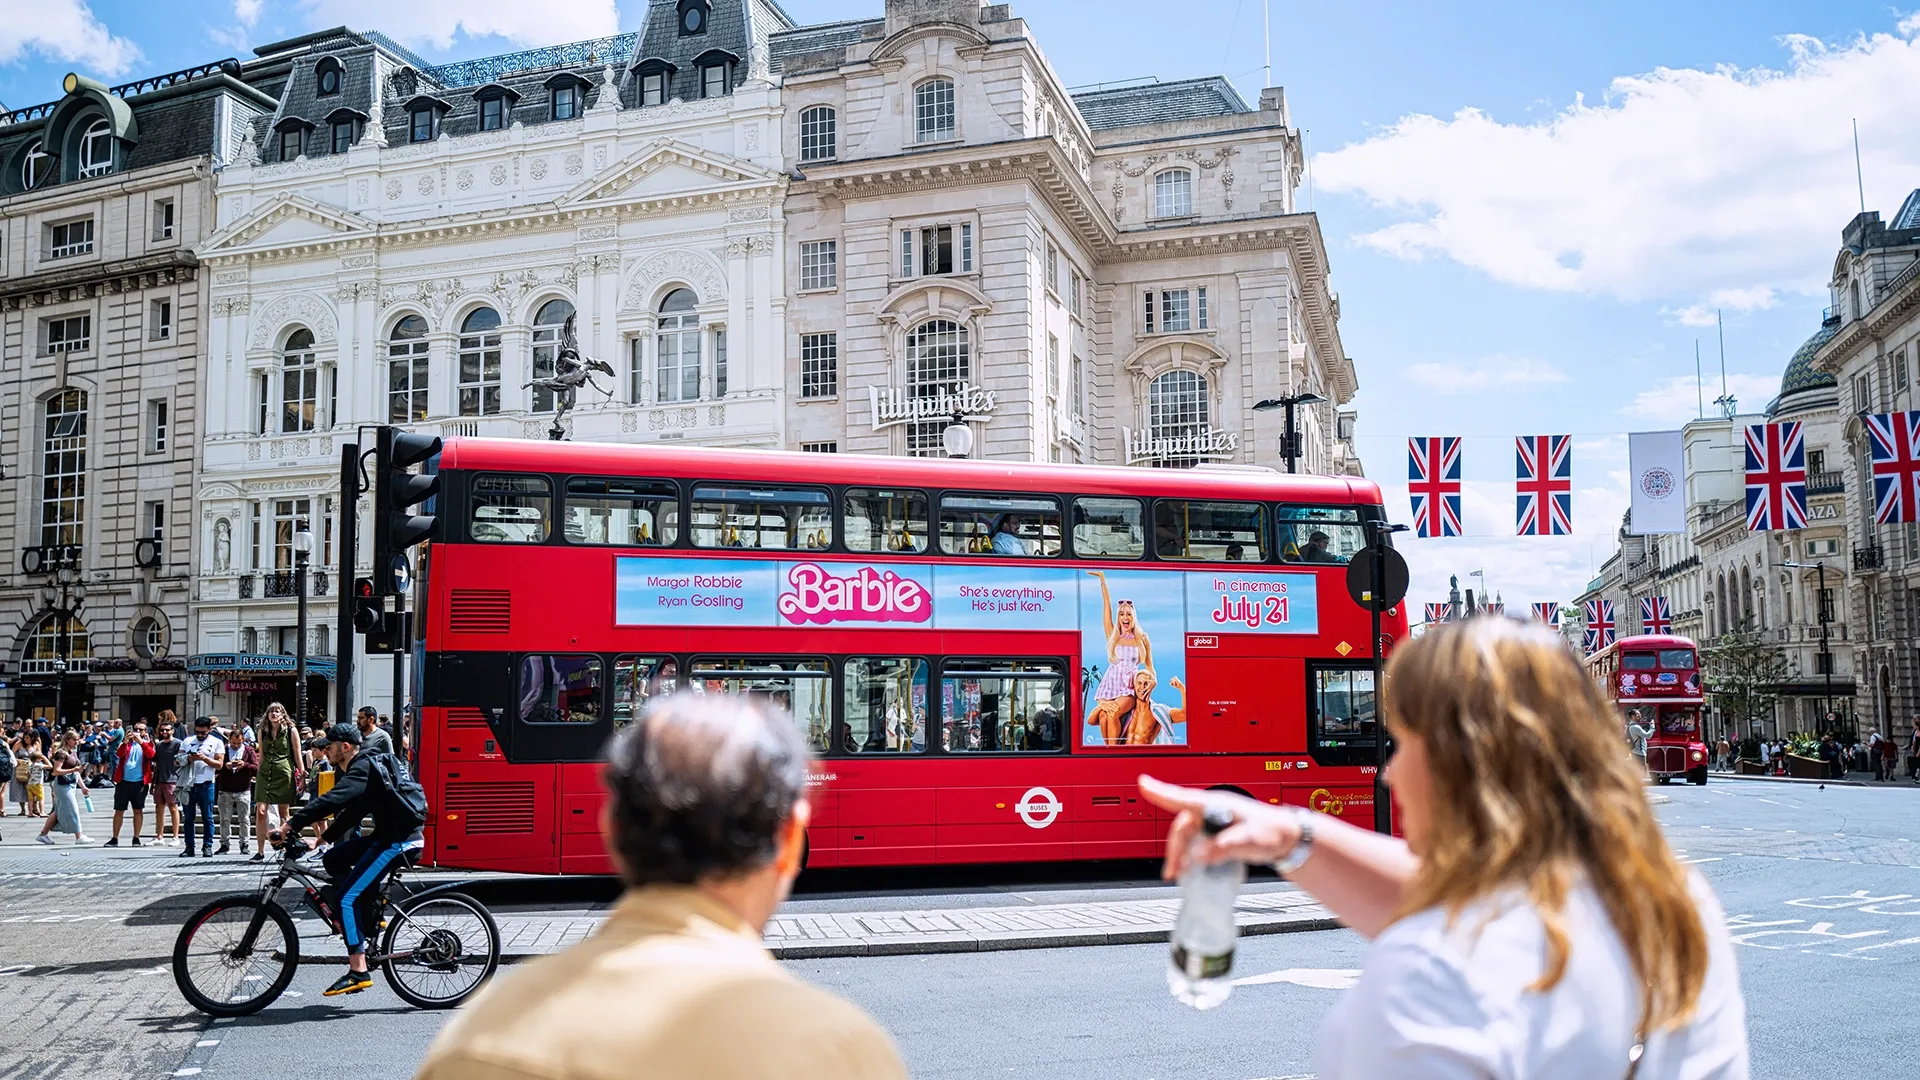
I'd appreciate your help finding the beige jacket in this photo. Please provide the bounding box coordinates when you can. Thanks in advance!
[415,886,907,1080]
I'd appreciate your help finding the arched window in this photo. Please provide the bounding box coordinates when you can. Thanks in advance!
[281,329,318,433]
[132,615,168,660]
[1154,168,1193,218]
[800,105,837,162]
[1148,370,1209,468]
[459,308,503,416]
[316,58,343,96]
[388,315,430,422]
[655,289,700,403]
[1739,566,1752,631]
[21,141,52,190]
[41,389,87,548]
[24,613,90,676]
[914,78,955,143]
[904,320,968,456]
[531,299,575,412]
[78,119,113,179]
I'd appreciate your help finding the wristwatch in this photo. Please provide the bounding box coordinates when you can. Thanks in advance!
[1272,807,1315,876]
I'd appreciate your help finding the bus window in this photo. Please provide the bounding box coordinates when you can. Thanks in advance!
[844,657,929,753]
[690,485,833,551]
[611,656,678,729]
[518,655,603,724]
[938,493,1062,557]
[1308,664,1376,766]
[844,488,929,554]
[1072,497,1143,559]
[565,478,679,546]
[471,475,552,543]
[940,659,1067,753]
[1277,505,1367,565]
[1658,649,1696,669]
[1153,500,1266,562]
[1621,653,1657,670]
[689,657,832,753]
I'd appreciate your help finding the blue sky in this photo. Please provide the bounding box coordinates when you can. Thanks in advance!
[7,1,1919,613]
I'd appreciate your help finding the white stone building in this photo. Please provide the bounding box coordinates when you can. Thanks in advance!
[193,7,790,724]
[772,0,1357,471]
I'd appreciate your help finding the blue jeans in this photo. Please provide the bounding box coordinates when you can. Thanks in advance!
[181,781,216,851]
[322,834,409,954]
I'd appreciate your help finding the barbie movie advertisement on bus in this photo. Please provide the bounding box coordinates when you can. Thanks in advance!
[1082,570,1189,746]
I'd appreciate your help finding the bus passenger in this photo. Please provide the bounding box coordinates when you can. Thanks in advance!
[992,515,1029,555]
[1300,530,1340,564]
[1087,571,1153,745]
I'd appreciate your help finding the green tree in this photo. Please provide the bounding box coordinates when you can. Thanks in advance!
[1701,629,1790,744]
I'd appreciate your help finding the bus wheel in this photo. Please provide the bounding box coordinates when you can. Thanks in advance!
[1688,766,1708,785]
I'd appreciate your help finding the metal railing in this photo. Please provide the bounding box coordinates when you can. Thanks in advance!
[1853,544,1883,571]
[264,572,299,598]
[1806,471,1845,495]
[237,575,254,599]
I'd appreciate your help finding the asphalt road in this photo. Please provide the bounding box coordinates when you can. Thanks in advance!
[4,778,1917,1080]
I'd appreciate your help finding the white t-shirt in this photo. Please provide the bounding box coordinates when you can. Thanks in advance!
[181,734,227,786]
[1316,874,1748,1079]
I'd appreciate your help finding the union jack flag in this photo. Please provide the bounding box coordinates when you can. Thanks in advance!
[1483,602,1505,616]
[1408,436,1462,538]
[1640,595,1671,635]
[1744,422,1807,531]
[1583,599,1616,653]
[1865,411,1920,524]
[1424,603,1454,624]
[1532,602,1561,626]
[1515,434,1573,536]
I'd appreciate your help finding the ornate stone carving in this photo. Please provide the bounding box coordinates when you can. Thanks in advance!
[249,293,338,348]
[530,157,549,180]
[342,254,374,269]
[707,406,724,427]
[456,169,474,190]
[355,179,369,203]
[385,179,402,201]
[1111,177,1125,221]
[649,410,667,430]
[214,270,247,285]
[727,205,771,222]
[492,269,540,312]
[213,519,232,571]
[247,443,261,460]
[411,278,462,317]
[268,438,313,459]
[417,174,435,196]
[593,144,608,170]
[723,237,752,258]
[621,410,639,433]
[579,224,616,241]
[1222,169,1235,211]
[743,125,759,151]
[565,153,583,176]
[677,409,696,428]
[489,163,508,186]
[623,250,727,310]
[590,65,622,113]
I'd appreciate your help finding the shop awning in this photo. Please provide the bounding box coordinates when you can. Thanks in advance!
[186,653,337,681]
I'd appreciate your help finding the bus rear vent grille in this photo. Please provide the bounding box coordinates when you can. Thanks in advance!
[443,782,536,835]
[449,589,511,634]
[445,707,490,730]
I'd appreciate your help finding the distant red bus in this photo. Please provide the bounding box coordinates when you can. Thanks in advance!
[410,437,1405,874]
[1585,634,1709,784]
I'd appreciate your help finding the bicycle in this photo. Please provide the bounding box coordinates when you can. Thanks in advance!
[172,838,501,1016]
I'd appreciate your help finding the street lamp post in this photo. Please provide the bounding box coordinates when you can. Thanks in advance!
[293,526,313,731]
[50,562,85,729]
[941,410,974,460]
[1782,560,1834,734]
[1252,393,1328,474]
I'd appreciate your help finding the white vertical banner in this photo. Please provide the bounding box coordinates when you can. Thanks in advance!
[1628,430,1686,534]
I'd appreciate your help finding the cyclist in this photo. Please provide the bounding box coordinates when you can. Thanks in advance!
[268,722,427,997]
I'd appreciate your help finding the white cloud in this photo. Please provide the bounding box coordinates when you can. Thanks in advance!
[1313,19,1920,312]
[235,0,263,28]
[1623,373,1782,423]
[1405,354,1568,393]
[300,0,619,49]
[0,0,140,76]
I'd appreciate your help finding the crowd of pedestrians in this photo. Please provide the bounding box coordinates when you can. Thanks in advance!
[3,706,407,851]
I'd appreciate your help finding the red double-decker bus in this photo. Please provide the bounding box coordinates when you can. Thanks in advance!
[1585,634,1709,784]
[409,437,1403,874]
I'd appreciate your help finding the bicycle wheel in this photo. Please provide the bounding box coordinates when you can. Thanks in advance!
[173,895,300,1017]
[379,891,500,1009]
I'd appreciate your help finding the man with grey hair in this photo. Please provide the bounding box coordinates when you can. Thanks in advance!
[416,694,906,1080]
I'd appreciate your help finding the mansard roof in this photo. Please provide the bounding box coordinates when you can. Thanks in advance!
[1070,77,1251,131]
[766,17,882,72]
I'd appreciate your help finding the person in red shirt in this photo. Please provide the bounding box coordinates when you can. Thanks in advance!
[106,718,156,847]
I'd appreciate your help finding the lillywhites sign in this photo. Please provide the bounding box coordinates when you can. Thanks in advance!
[1123,425,1239,465]
[868,383,996,430]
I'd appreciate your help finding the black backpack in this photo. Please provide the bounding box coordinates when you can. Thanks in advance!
[370,752,429,831]
[0,743,14,785]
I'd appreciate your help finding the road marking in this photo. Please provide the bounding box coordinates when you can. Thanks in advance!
[195,1041,219,1048]
[1232,967,1362,990]
[1679,857,1722,865]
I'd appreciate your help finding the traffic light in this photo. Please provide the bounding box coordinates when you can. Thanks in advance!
[351,577,382,633]
[373,426,442,596]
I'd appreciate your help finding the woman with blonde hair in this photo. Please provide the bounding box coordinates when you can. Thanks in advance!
[1086,570,1152,745]
[1143,617,1747,1077]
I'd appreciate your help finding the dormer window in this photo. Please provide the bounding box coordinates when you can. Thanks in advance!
[642,72,667,105]
[678,0,710,35]
[480,96,505,130]
[692,50,736,100]
[553,84,579,120]
[78,119,113,178]
[280,128,304,161]
[331,120,354,153]
[21,141,52,190]
[316,58,343,97]
[410,107,437,143]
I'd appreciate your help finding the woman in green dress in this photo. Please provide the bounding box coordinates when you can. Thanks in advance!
[249,702,302,862]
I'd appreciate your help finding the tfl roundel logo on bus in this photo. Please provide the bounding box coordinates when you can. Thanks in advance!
[1016,786,1063,828]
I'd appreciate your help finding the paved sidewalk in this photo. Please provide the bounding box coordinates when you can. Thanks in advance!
[489,887,1337,960]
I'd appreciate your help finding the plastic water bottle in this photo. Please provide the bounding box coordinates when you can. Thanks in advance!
[1167,804,1245,1009]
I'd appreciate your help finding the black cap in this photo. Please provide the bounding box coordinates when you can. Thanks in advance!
[307,722,362,749]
